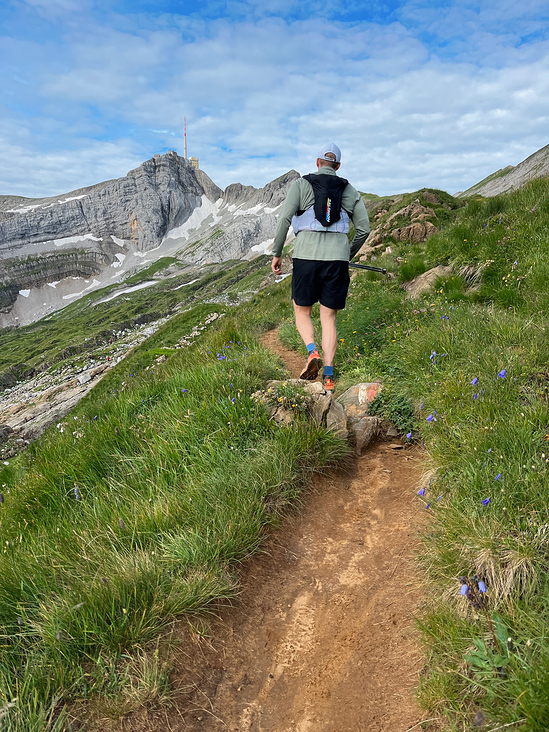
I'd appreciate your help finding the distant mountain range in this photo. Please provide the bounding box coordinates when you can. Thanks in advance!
[456,143,549,197]
[0,153,298,328]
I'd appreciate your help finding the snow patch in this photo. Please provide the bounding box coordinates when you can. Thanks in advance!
[164,196,222,241]
[58,195,86,204]
[111,236,126,247]
[19,290,31,298]
[97,281,157,304]
[47,281,60,288]
[249,238,274,255]
[174,278,199,290]
[62,279,101,300]
[111,253,126,268]
[233,203,265,217]
[7,203,44,213]
[53,234,103,247]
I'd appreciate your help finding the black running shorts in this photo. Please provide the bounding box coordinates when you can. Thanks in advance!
[291,258,350,310]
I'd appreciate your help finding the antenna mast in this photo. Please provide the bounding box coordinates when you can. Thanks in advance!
[184,117,187,159]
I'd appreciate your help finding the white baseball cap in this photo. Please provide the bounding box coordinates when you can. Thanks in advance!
[317,142,341,163]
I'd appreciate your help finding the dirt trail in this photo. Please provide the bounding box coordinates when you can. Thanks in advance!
[118,331,429,732]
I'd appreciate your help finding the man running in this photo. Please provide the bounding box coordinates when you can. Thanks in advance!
[271,142,370,390]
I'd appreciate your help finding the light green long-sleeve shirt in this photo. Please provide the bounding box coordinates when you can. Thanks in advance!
[271,166,370,261]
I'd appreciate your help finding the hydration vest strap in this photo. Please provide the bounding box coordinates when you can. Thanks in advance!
[292,206,350,234]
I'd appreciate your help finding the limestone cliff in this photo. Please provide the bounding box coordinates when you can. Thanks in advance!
[0,153,299,327]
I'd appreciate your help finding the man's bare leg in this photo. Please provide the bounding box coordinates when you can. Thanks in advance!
[319,304,338,366]
[293,301,315,347]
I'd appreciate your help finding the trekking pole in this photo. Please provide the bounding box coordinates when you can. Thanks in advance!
[349,262,387,274]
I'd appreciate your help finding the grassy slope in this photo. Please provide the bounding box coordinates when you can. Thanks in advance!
[0,276,349,730]
[279,178,549,731]
[0,257,268,386]
[2,178,549,729]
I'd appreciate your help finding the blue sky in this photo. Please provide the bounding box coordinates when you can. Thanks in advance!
[1,0,548,197]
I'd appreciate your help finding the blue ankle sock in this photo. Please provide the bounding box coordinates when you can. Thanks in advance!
[323,365,333,376]
[306,343,317,355]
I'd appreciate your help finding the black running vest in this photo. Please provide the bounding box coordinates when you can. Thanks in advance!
[300,173,349,227]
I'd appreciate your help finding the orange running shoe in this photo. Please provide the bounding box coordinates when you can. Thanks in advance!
[322,374,334,391]
[299,350,322,380]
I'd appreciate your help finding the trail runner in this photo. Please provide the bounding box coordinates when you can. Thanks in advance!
[271,142,370,390]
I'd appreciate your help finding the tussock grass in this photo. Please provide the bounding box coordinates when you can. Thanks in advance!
[279,178,549,729]
[0,298,348,728]
[324,177,549,730]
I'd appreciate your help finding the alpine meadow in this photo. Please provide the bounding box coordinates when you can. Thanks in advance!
[1,170,549,731]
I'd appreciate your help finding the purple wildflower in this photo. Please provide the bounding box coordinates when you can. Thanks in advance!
[406,432,412,439]
[460,584,469,595]
[482,497,491,506]
[426,414,434,422]
[418,487,425,496]
[495,473,501,480]
[473,393,478,400]
[425,503,431,509]
[498,369,507,379]
[478,581,487,593]
[181,389,187,393]
[471,377,478,386]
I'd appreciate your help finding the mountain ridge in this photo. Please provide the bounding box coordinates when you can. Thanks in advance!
[457,143,549,197]
[0,153,298,328]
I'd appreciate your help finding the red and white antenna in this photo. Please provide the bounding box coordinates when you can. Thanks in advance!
[184,117,187,159]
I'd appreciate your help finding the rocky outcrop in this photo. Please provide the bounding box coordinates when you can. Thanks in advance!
[402,265,453,298]
[254,380,390,455]
[0,153,221,256]
[356,197,442,260]
[163,170,300,266]
[390,220,438,243]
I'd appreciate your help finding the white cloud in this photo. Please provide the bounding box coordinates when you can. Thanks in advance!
[20,0,90,13]
[1,4,549,198]
[0,121,142,198]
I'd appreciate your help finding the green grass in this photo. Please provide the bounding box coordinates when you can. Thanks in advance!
[0,298,349,727]
[123,256,178,285]
[0,256,270,389]
[309,176,549,730]
[2,175,549,729]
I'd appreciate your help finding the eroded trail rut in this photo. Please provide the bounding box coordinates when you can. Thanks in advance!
[121,331,428,732]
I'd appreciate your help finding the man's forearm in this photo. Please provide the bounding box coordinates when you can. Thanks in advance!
[271,180,301,257]
[349,197,370,259]
[350,230,369,259]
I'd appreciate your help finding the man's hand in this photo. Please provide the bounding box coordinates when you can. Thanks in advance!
[271,256,282,274]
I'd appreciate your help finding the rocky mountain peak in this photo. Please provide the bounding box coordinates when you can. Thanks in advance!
[0,154,298,328]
